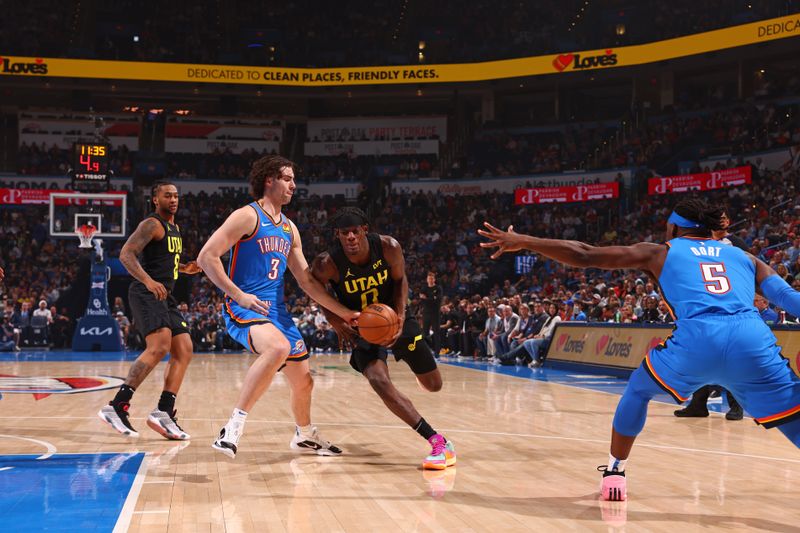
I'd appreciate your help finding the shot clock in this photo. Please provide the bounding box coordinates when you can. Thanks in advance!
[72,142,111,191]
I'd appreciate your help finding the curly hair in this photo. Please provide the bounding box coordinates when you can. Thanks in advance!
[673,198,725,233]
[248,155,296,200]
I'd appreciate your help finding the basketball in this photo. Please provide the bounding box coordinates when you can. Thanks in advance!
[358,303,400,345]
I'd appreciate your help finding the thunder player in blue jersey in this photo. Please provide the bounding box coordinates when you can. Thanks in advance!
[198,155,359,459]
[479,198,800,501]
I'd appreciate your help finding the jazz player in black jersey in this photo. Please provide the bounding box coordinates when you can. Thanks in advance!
[98,182,201,440]
[311,207,456,470]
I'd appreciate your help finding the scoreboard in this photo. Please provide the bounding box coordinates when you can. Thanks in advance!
[72,143,110,190]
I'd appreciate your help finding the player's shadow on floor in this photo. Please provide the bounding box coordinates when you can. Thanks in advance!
[448,492,798,531]
[265,490,798,531]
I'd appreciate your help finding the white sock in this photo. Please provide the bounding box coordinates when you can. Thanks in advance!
[224,408,248,441]
[608,453,627,472]
[297,424,314,436]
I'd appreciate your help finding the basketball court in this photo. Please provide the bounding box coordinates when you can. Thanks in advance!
[1,350,798,532]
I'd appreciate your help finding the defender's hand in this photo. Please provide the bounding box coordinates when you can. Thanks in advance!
[342,309,360,327]
[145,279,168,301]
[478,222,526,259]
[235,293,271,315]
[328,313,357,348]
[180,261,203,275]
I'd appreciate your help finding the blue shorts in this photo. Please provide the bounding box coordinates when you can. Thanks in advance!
[644,313,800,428]
[223,298,308,362]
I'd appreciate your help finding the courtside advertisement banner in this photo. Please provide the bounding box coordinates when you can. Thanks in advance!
[546,323,670,369]
[548,323,800,375]
[1,15,798,86]
[774,329,800,376]
[514,182,619,205]
[647,166,752,195]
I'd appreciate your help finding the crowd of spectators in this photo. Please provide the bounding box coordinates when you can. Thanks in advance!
[6,159,799,354]
[462,99,800,178]
[3,1,794,67]
[165,148,274,182]
[4,140,800,354]
[16,93,797,186]
[16,143,437,183]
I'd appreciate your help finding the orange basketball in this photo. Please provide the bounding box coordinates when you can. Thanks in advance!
[358,303,400,345]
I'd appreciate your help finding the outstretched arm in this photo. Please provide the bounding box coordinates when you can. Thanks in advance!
[478,222,663,273]
[287,222,359,324]
[754,255,800,318]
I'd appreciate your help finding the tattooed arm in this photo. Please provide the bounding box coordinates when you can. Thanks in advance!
[120,218,167,300]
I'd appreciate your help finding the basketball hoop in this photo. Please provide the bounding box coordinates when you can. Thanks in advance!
[76,224,97,248]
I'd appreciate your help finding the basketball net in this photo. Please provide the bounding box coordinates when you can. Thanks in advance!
[76,224,97,248]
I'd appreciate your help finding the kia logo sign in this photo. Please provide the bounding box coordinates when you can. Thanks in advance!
[79,327,113,336]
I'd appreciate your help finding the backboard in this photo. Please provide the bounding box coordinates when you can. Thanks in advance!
[48,192,127,240]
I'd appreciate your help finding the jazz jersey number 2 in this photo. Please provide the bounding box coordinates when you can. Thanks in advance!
[700,263,731,294]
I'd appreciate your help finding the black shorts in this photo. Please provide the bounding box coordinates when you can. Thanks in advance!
[129,282,189,338]
[349,318,437,375]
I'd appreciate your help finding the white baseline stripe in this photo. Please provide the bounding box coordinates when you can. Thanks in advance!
[0,434,57,471]
[112,454,151,533]
[0,416,796,465]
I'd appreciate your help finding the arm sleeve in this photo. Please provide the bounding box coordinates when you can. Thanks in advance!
[760,275,800,318]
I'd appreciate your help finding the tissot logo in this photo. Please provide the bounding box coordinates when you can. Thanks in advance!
[0,56,48,75]
[552,50,618,72]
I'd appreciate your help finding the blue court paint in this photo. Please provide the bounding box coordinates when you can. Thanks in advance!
[0,349,249,363]
[439,357,742,415]
[0,350,141,362]
[0,452,145,532]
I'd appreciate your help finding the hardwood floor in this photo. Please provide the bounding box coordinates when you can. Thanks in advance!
[1,353,798,532]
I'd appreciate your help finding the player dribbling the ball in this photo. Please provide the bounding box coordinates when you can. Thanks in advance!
[311,207,456,470]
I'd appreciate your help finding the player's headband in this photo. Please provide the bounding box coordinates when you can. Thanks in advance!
[332,213,368,229]
[668,211,705,229]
